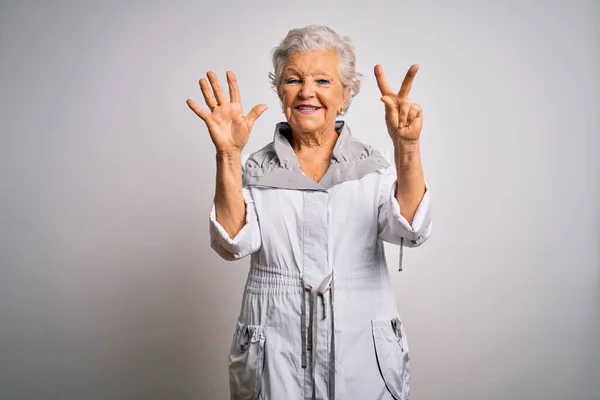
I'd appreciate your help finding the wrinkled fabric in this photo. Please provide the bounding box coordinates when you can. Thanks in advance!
[209,122,432,400]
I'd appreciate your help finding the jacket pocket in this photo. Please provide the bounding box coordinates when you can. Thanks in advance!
[229,322,267,400]
[371,317,411,400]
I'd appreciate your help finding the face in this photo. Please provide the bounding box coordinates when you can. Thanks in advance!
[279,50,350,136]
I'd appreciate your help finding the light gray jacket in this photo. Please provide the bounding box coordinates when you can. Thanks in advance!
[210,121,432,400]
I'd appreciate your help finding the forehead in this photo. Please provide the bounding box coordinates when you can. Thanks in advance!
[283,49,340,75]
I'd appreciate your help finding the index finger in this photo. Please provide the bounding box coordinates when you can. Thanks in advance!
[374,64,394,96]
[398,64,419,98]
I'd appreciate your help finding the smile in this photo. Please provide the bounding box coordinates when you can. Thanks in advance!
[294,105,321,115]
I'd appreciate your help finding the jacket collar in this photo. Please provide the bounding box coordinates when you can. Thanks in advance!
[244,121,389,191]
[272,120,353,169]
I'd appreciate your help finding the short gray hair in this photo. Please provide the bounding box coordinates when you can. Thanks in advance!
[269,25,363,112]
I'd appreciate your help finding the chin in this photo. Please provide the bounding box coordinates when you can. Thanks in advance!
[289,118,333,134]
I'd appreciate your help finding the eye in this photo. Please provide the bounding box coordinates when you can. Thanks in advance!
[316,79,330,85]
[285,78,301,84]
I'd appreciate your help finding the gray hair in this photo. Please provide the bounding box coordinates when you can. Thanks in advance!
[269,25,363,113]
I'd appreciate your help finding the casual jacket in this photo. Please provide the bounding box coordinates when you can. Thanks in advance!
[209,121,432,400]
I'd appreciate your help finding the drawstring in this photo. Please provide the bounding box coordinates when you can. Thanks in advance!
[301,272,334,400]
[399,238,404,271]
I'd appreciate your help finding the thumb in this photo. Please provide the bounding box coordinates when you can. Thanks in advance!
[245,104,268,128]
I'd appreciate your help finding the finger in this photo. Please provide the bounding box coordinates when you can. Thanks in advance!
[408,103,423,121]
[398,64,419,99]
[226,71,241,103]
[207,71,227,105]
[199,78,217,110]
[374,64,394,96]
[380,95,399,127]
[186,98,209,121]
[399,100,411,128]
[245,104,268,128]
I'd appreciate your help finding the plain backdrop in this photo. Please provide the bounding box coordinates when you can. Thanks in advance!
[1,1,598,399]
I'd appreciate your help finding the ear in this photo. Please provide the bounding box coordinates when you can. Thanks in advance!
[341,86,351,110]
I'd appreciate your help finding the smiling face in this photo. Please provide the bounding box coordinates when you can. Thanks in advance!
[279,50,350,136]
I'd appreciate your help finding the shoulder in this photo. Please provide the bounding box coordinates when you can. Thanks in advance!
[346,137,387,162]
[335,122,390,167]
[339,134,391,175]
[244,142,278,170]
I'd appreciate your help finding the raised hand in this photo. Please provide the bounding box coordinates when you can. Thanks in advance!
[374,64,423,147]
[186,71,267,154]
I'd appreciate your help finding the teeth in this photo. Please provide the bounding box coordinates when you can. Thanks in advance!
[297,106,318,110]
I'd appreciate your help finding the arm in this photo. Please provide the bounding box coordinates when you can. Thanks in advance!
[394,141,425,224]
[187,71,266,259]
[377,162,431,271]
[208,150,262,260]
[374,63,427,225]
[209,185,261,261]
[378,164,431,247]
[214,149,246,238]
[375,64,431,271]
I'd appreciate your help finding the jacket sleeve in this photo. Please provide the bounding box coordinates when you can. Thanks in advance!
[377,166,432,269]
[209,187,262,261]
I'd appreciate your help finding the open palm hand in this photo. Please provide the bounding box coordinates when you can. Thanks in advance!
[186,71,267,153]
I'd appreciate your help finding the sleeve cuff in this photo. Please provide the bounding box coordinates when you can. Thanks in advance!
[388,180,432,241]
[209,202,259,259]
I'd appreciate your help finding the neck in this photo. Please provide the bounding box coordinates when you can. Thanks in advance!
[290,125,338,159]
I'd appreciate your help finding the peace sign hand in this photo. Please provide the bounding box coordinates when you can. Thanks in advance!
[186,71,267,154]
[375,64,423,147]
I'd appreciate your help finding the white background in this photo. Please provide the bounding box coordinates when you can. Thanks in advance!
[1,1,598,399]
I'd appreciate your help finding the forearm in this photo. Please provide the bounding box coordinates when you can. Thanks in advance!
[214,149,246,238]
[394,141,426,225]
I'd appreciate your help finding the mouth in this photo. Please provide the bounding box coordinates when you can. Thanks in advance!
[294,105,321,115]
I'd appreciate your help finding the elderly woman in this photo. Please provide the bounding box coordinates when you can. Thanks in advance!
[187,25,431,400]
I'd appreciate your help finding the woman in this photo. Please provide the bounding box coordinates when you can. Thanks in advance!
[186,25,431,400]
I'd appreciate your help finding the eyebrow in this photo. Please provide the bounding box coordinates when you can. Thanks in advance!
[283,67,333,76]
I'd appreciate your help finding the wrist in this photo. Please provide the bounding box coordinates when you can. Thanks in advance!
[394,140,422,171]
[393,139,420,154]
[216,148,242,160]
[216,148,244,171]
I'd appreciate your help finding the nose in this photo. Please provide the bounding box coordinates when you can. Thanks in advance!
[298,80,315,99]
